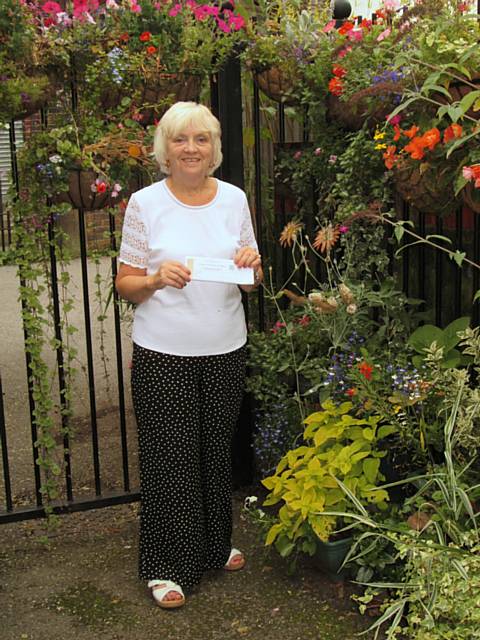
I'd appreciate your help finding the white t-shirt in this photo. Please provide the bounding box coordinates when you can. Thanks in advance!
[119,178,258,356]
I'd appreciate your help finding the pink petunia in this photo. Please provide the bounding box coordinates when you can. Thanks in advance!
[216,18,231,33]
[339,225,349,234]
[387,114,402,125]
[229,14,245,30]
[383,0,400,11]
[347,28,364,42]
[129,0,142,12]
[41,1,63,14]
[376,28,391,42]
[168,3,182,16]
[322,19,336,33]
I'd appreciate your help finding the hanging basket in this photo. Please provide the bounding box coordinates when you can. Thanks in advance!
[253,67,301,104]
[325,93,364,131]
[4,74,55,121]
[435,74,480,121]
[137,74,203,126]
[54,169,113,211]
[462,182,480,213]
[392,158,461,215]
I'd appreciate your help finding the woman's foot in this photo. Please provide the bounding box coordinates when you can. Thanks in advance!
[224,548,246,571]
[147,580,185,609]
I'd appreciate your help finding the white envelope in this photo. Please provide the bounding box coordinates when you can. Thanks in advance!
[185,256,254,285]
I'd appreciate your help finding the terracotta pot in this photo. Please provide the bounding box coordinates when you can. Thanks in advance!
[462,182,480,213]
[54,170,113,211]
[393,158,461,215]
[254,67,301,105]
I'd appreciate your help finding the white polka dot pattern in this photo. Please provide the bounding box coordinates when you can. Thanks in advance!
[131,343,246,589]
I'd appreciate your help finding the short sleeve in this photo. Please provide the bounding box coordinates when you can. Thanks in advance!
[239,197,258,250]
[119,194,149,268]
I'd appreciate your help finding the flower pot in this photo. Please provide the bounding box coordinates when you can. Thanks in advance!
[393,158,461,215]
[462,182,480,214]
[254,67,301,105]
[54,170,113,211]
[312,536,353,582]
[326,93,364,131]
[137,74,203,126]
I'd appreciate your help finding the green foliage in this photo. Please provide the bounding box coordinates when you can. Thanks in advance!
[261,399,391,560]
[408,316,471,368]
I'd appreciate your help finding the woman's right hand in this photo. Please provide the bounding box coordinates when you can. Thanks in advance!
[151,261,191,290]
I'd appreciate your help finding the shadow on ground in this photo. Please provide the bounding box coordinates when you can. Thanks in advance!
[0,493,372,640]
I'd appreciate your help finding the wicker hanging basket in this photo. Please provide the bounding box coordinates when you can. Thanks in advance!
[137,74,203,126]
[462,182,480,213]
[54,169,113,211]
[253,67,301,104]
[8,75,56,121]
[393,158,461,215]
[435,74,480,121]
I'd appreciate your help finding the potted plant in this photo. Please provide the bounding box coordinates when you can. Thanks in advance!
[260,399,392,576]
[240,1,330,104]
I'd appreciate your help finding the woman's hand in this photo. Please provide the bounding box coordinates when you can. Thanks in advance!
[234,246,263,292]
[152,261,191,290]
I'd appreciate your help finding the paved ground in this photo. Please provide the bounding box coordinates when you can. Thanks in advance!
[0,494,370,640]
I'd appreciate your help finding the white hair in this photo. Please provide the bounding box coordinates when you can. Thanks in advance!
[153,102,223,175]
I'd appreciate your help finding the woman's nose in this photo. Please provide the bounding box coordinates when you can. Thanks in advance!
[184,137,197,152]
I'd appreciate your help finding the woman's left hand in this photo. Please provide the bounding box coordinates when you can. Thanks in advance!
[234,246,262,271]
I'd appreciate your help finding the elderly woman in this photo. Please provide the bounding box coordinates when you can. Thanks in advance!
[116,102,262,609]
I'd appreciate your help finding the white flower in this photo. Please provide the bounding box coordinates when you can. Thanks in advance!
[346,303,357,315]
[244,495,258,508]
[49,155,62,164]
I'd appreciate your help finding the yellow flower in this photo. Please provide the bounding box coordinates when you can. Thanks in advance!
[375,143,387,150]
[374,130,386,140]
[279,220,303,247]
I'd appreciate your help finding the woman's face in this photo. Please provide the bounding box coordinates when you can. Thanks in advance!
[166,125,214,181]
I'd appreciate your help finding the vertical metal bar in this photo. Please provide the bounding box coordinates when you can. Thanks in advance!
[0,187,5,251]
[455,207,463,316]
[109,211,130,492]
[278,104,288,287]
[435,216,444,326]
[402,201,410,297]
[473,211,480,328]
[0,373,13,512]
[77,208,102,495]
[418,211,426,309]
[47,218,73,502]
[253,82,265,331]
[10,120,43,506]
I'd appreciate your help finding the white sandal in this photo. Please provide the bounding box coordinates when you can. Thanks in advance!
[147,579,185,609]
[224,547,246,572]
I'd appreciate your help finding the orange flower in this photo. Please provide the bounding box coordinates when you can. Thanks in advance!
[393,124,403,141]
[404,125,420,139]
[404,136,426,160]
[146,45,157,55]
[420,127,441,151]
[443,123,463,144]
[332,64,347,78]
[346,388,357,397]
[358,362,374,380]
[313,224,340,253]
[139,31,151,41]
[328,77,344,96]
[383,145,399,169]
[279,220,303,247]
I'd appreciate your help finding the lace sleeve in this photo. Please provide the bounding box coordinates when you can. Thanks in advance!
[119,195,149,268]
[239,197,258,250]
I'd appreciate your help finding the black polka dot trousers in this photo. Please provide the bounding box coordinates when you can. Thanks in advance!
[131,342,246,589]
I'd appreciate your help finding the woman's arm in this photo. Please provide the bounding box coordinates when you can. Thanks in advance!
[115,261,191,304]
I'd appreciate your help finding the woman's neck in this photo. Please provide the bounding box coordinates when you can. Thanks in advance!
[166,176,217,206]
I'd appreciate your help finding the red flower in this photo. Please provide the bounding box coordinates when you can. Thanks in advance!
[297,315,311,327]
[346,388,357,397]
[421,127,441,151]
[338,21,354,35]
[119,32,130,42]
[328,77,344,96]
[139,31,151,41]
[358,362,374,380]
[393,124,402,141]
[332,64,347,78]
[146,45,157,55]
[443,123,463,144]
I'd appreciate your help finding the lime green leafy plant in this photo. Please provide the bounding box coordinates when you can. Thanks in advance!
[261,399,393,561]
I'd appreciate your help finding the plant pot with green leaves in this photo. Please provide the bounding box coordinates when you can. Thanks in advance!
[260,399,393,576]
